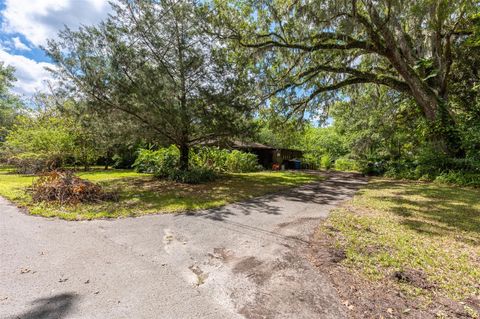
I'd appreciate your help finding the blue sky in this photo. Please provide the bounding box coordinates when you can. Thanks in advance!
[0,0,111,95]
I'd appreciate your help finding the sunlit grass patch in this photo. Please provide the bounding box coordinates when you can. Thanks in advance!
[0,167,322,220]
[321,178,480,300]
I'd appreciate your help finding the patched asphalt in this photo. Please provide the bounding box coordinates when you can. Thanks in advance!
[0,171,366,319]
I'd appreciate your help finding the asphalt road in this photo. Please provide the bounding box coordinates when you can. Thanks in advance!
[0,171,366,319]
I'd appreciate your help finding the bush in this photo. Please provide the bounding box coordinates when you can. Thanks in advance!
[134,146,260,181]
[190,147,229,172]
[301,153,321,170]
[191,147,260,173]
[225,150,261,173]
[434,171,480,187]
[31,170,116,204]
[321,154,332,170]
[334,158,361,171]
[133,146,179,176]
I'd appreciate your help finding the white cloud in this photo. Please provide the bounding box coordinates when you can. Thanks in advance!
[11,37,31,51]
[0,0,111,95]
[0,49,55,96]
[1,0,111,46]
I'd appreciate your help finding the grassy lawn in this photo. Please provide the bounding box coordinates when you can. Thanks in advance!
[321,178,480,303]
[0,167,322,220]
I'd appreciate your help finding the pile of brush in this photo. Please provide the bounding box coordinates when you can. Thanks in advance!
[31,170,116,204]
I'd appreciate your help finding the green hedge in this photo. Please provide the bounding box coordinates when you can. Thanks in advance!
[133,146,261,183]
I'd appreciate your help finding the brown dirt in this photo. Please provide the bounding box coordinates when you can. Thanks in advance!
[308,226,480,319]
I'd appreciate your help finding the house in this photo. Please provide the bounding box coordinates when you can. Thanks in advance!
[231,141,303,169]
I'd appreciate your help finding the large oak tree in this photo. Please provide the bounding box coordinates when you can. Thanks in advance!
[210,0,479,155]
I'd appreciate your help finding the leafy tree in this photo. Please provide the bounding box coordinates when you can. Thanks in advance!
[2,112,75,173]
[300,126,348,163]
[0,62,23,143]
[331,85,426,162]
[210,0,480,155]
[46,0,255,171]
[57,98,151,169]
[256,118,304,149]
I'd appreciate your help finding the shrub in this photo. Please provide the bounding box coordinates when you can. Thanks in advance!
[191,147,260,173]
[31,170,116,204]
[190,147,229,172]
[134,146,260,179]
[133,146,179,176]
[225,150,261,173]
[434,171,480,187]
[320,154,332,170]
[334,158,361,171]
[301,153,321,169]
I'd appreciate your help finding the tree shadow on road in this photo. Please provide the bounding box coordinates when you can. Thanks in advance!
[9,293,77,319]
[180,173,367,246]
[184,173,367,222]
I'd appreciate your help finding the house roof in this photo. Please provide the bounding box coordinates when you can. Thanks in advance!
[231,141,275,150]
[201,139,302,153]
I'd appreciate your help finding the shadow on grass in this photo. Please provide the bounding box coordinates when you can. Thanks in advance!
[368,180,480,242]
[10,293,77,319]
[101,172,355,215]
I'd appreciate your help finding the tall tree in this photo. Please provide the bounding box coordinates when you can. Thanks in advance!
[0,62,23,143]
[210,0,479,155]
[46,0,255,170]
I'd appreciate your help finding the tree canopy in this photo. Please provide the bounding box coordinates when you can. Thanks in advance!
[210,0,480,155]
[0,63,22,143]
[46,0,256,170]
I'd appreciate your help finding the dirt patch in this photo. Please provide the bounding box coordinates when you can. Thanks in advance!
[309,226,479,319]
[393,269,435,290]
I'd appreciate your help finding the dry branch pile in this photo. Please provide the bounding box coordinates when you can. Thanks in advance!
[31,171,116,204]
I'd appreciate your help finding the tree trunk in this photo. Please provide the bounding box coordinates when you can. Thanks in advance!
[412,92,462,156]
[179,143,189,171]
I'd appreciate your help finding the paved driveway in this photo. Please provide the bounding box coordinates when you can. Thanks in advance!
[0,172,366,319]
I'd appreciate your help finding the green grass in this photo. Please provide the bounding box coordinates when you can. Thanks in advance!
[321,178,480,301]
[0,167,321,220]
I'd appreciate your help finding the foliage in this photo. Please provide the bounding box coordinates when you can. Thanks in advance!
[434,171,480,188]
[256,118,305,149]
[0,97,121,172]
[133,146,180,176]
[320,155,332,170]
[31,170,115,204]
[46,0,256,171]
[299,126,348,168]
[1,115,75,173]
[225,150,260,173]
[0,166,321,220]
[334,158,361,172]
[134,146,260,182]
[0,62,23,143]
[212,0,480,156]
[191,147,228,172]
[192,147,260,173]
